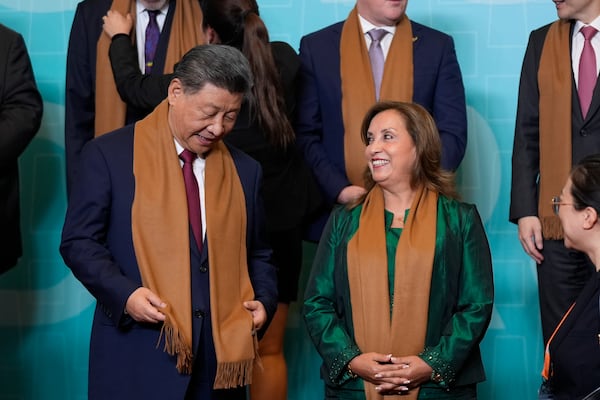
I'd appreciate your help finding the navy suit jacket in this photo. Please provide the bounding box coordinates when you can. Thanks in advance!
[60,126,277,399]
[65,0,177,194]
[295,20,467,240]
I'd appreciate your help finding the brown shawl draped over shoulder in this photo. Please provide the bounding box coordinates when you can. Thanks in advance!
[340,7,413,186]
[347,185,438,400]
[538,19,572,239]
[95,0,204,136]
[131,100,257,388]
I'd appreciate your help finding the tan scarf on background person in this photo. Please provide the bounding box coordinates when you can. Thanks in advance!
[131,100,257,387]
[347,185,437,400]
[95,0,204,136]
[340,7,413,186]
[537,19,572,239]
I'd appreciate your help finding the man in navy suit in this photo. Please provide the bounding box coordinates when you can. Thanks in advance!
[295,0,467,241]
[60,45,277,400]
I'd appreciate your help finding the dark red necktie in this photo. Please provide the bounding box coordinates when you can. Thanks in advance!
[578,25,598,118]
[179,149,203,252]
[144,9,160,74]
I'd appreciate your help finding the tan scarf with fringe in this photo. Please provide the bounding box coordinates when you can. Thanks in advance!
[131,100,256,388]
[347,185,437,400]
[95,0,204,136]
[538,19,572,239]
[340,7,413,186]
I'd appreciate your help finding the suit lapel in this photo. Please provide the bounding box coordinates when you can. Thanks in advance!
[584,82,600,122]
[411,21,422,54]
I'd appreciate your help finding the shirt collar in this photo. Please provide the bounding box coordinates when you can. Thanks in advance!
[574,15,600,37]
[358,13,396,36]
[136,0,169,17]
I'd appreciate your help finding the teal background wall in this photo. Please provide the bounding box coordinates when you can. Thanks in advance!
[0,0,558,399]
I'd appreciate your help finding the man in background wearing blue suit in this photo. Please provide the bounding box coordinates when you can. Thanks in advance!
[295,0,467,241]
[60,45,277,400]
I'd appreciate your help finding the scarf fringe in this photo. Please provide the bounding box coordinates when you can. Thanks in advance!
[213,329,260,389]
[541,215,564,240]
[213,359,254,389]
[158,322,193,374]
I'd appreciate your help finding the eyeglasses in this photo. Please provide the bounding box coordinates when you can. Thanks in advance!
[551,196,573,215]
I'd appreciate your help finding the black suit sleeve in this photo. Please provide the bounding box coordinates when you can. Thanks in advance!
[510,27,548,223]
[109,34,171,110]
[0,26,43,169]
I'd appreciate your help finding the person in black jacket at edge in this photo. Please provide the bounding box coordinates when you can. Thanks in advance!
[101,1,321,399]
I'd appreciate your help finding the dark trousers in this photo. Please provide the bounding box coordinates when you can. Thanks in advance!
[184,309,247,400]
[185,343,247,399]
[537,239,595,345]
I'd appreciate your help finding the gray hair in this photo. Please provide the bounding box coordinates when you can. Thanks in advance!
[172,44,253,99]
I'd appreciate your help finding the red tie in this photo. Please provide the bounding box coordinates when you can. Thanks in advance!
[179,149,203,252]
[578,26,598,118]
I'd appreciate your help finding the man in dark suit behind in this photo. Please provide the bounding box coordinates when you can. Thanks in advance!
[65,0,203,194]
[60,45,277,400]
[0,24,43,274]
[295,0,467,241]
[510,0,600,354]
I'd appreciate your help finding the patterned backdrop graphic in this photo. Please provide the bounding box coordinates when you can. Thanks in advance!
[0,0,559,399]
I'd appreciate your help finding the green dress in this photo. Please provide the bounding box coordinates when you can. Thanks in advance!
[303,196,494,399]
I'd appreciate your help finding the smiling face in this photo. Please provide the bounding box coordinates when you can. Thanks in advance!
[553,0,600,23]
[364,109,416,190]
[167,80,243,157]
[357,0,408,26]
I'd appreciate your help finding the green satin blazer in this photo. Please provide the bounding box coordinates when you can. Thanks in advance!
[303,196,494,398]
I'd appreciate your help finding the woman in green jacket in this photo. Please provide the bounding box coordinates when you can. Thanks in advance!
[304,102,494,399]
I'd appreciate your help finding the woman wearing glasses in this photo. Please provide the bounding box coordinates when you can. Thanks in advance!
[543,154,600,399]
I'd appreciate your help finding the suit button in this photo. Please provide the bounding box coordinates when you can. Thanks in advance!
[193,309,205,318]
[581,128,589,136]
[199,262,208,273]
